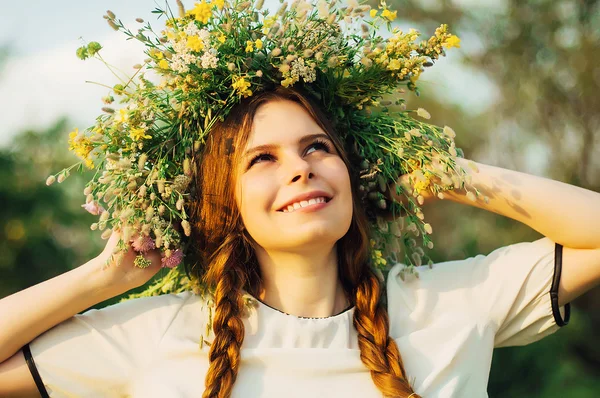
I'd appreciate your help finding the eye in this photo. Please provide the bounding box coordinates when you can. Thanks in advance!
[248,152,275,168]
[305,139,332,155]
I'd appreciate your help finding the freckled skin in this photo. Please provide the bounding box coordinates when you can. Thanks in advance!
[234,100,353,253]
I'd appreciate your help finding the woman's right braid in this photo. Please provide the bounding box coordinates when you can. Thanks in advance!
[202,238,247,398]
[353,268,421,398]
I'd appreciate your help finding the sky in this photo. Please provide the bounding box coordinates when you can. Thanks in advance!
[0,0,501,147]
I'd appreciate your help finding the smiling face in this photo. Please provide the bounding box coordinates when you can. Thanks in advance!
[234,99,353,253]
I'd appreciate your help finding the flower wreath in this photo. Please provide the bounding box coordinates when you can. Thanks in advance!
[47,0,476,305]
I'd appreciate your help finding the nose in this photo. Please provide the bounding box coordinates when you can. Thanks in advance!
[284,154,314,184]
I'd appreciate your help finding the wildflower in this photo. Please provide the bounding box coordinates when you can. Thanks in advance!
[443,125,456,138]
[158,59,170,69]
[183,158,191,176]
[161,248,184,268]
[443,35,461,49]
[200,50,219,68]
[134,255,152,269]
[281,77,295,87]
[254,39,263,50]
[131,235,156,252]
[187,36,204,52]
[181,220,191,236]
[327,55,339,68]
[417,108,431,119]
[101,229,113,240]
[424,223,433,234]
[173,175,192,192]
[245,40,254,52]
[130,127,152,141]
[370,9,377,18]
[46,175,56,186]
[188,1,212,24]
[411,252,422,266]
[68,128,95,168]
[87,42,102,56]
[231,75,252,97]
[176,0,186,17]
[317,0,328,18]
[218,34,226,43]
[214,0,225,11]
[381,8,397,22]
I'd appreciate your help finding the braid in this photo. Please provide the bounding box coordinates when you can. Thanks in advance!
[353,268,421,398]
[202,236,247,398]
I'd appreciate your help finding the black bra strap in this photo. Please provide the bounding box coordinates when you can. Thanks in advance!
[550,243,571,327]
[22,344,50,398]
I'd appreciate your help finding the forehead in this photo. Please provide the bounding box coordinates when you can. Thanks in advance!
[247,100,323,147]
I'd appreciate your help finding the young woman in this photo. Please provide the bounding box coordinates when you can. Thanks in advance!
[1,87,599,398]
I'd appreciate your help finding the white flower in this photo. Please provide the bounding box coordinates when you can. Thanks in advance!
[200,49,219,69]
[290,57,316,83]
[184,22,201,37]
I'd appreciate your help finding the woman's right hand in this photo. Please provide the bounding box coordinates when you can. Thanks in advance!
[92,230,164,294]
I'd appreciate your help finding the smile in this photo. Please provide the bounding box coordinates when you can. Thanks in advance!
[280,197,330,213]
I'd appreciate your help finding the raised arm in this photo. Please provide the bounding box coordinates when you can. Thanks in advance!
[0,231,163,396]
[443,157,600,306]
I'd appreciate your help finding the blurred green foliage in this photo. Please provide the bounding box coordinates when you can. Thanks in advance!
[0,120,100,298]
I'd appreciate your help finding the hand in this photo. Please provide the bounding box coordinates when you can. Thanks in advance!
[92,230,164,293]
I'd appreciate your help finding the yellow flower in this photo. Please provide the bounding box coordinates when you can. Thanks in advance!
[232,76,252,97]
[263,15,276,29]
[442,35,461,48]
[187,1,212,24]
[254,39,263,50]
[116,108,129,124]
[129,127,152,141]
[68,128,95,169]
[245,40,254,52]
[218,33,226,43]
[280,77,295,87]
[158,59,170,69]
[370,9,377,18]
[213,0,225,10]
[187,35,204,51]
[381,8,397,22]
[413,174,433,194]
[387,58,402,70]
[150,48,164,59]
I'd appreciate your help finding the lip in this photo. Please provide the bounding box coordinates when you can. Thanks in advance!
[276,190,333,212]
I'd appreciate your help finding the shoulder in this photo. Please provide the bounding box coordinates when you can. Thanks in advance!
[76,290,209,331]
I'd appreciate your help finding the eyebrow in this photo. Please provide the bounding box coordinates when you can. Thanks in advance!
[242,133,332,159]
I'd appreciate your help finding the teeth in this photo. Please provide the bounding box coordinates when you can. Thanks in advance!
[281,197,328,213]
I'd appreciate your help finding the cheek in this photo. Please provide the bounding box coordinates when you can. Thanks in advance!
[236,172,275,220]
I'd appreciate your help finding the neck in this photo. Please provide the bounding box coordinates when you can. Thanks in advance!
[253,245,350,318]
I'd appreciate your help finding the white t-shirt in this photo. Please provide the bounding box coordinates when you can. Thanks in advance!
[26,237,570,397]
